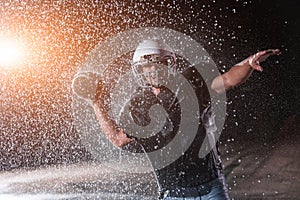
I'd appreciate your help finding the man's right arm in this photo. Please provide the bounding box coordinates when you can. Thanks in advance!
[90,98,133,148]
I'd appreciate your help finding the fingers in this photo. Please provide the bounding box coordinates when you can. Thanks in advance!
[257,49,281,58]
[260,49,281,59]
[249,55,263,71]
[264,49,281,55]
[249,49,281,71]
[251,64,263,72]
[249,54,260,69]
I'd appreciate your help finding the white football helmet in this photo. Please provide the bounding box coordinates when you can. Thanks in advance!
[132,40,177,87]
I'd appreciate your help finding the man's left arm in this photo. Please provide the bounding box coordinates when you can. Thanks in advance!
[211,49,281,94]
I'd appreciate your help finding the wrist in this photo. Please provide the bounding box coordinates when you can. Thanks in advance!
[238,58,254,71]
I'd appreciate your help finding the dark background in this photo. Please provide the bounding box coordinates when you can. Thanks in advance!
[0,0,299,197]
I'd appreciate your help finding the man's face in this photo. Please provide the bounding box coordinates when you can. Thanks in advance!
[142,64,158,86]
[141,63,170,87]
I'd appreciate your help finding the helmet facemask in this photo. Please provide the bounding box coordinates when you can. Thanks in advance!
[132,51,177,88]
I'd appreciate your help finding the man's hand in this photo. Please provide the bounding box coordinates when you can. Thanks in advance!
[248,49,281,72]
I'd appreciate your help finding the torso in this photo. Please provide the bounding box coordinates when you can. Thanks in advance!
[124,66,222,189]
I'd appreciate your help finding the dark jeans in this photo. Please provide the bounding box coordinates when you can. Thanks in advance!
[159,174,230,200]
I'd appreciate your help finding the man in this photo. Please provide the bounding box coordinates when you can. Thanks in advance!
[87,39,280,199]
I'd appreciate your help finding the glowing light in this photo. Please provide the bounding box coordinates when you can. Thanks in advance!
[0,37,25,69]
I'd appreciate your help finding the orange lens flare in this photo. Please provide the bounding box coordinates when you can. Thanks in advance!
[0,37,25,69]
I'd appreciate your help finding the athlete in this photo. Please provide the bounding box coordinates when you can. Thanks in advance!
[87,40,280,199]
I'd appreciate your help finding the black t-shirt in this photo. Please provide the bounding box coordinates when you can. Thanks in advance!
[123,66,222,189]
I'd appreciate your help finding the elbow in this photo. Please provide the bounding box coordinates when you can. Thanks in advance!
[211,83,226,94]
[111,132,132,148]
[211,75,233,94]
[113,140,128,148]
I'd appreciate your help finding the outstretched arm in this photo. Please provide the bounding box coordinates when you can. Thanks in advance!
[211,49,281,94]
